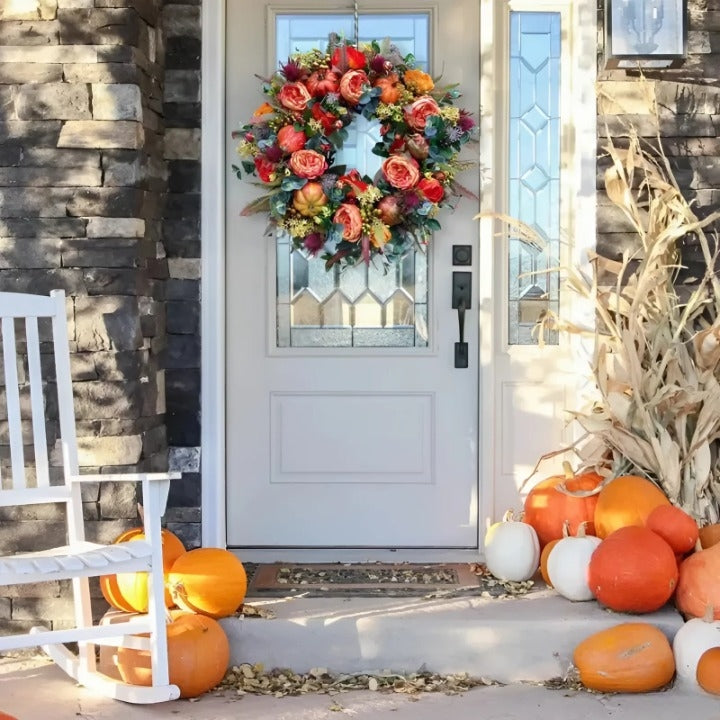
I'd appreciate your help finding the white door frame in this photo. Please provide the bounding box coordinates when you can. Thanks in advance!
[199,0,597,552]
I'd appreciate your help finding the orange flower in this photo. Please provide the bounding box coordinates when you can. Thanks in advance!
[382,154,420,190]
[333,203,363,241]
[288,149,328,179]
[252,102,274,116]
[403,68,434,94]
[339,70,370,105]
[277,82,311,112]
[404,96,441,131]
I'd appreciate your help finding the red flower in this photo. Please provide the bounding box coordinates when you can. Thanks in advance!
[311,104,340,134]
[277,125,307,153]
[254,156,276,183]
[382,155,420,190]
[339,70,370,105]
[417,177,445,203]
[277,82,311,112]
[332,45,367,70]
[288,149,328,179]
[338,169,368,197]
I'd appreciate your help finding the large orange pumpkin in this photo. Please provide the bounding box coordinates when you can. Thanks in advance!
[573,622,675,693]
[168,548,247,619]
[699,523,720,549]
[0,712,19,720]
[593,475,670,538]
[675,541,720,619]
[697,647,720,694]
[100,528,186,613]
[588,526,678,613]
[646,504,699,555]
[523,463,604,548]
[116,612,230,699]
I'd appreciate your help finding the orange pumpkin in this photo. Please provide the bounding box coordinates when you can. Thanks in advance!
[646,504,699,555]
[100,528,186,613]
[0,713,19,720]
[523,462,603,548]
[593,475,670,538]
[675,541,720,619]
[539,538,560,587]
[588,526,678,613]
[697,647,720,694]
[573,622,675,693]
[116,612,230,699]
[168,548,247,619]
[292,181,328,217]
[698,524,720,549]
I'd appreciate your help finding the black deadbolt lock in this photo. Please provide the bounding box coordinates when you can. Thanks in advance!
[452,244,472,266]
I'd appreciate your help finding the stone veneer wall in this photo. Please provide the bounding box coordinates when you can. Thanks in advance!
[597,0,720,271]
[0,0,182,634]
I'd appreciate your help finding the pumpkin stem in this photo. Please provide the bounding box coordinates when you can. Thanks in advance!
[562,520,571,538]
[576,521,589,538]
[704,604,715,623]
[502,509,515,522]
[695,538,704,553]
[562,461,575,480]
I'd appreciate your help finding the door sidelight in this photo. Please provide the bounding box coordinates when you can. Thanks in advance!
[452,271,471,368]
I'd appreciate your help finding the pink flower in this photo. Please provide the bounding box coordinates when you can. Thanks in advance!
[406,133,429,160]
[404,96,441,131]
[417,177,445,203]
[339,70,370,105]
[277,125,307,153]
[382,155,420,190]
[277,82,311,112]
[333,203,363,241]
[288,149,328,179]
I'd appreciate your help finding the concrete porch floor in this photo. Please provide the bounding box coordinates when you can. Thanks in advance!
[3,588,718,719]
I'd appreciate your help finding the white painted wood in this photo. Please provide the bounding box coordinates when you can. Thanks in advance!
[478,0,597,532]
[0,290,178,703]
[25,316,50,487]
[2,317,25,487]
[200,0,227,549]
[225,0,481,550]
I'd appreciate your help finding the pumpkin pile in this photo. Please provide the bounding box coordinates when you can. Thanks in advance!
[489,465,720,695]
[100,526,248,699]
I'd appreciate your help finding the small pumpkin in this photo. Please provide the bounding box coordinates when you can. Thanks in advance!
[697,646,720,695]
[673,607,720,686]
[484,510,540,582]
[539,538,560,587]
[373,73,402,104]
[546,522,602,602]
[675,540,720,619]
[646,504,699,555]
[588,526,678,613]
[573,622,675,693]
[100,528,186,613]
[116,611,230,699]
[593,475,670,539]
[523,462,604,549]
[698,523,720,549]
[168,548,248,619]
[292,181,328,217]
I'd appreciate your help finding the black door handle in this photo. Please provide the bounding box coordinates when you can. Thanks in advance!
[452,271,471,368]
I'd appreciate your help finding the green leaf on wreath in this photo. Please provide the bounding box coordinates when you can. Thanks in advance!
[241,160,256,175]
[424,218,442,232]
[280,176,308,191]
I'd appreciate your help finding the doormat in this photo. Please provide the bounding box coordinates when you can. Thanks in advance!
[245,563,538,598]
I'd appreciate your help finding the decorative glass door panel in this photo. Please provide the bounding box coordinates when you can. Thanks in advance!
[274,14,430,349]
[507,12,561,345]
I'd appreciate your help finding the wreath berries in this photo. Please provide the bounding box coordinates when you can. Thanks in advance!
[233,39,477,271]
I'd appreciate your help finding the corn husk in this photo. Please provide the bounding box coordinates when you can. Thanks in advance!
[547,128,720,523]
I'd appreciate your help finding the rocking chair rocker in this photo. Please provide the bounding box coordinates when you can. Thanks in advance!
[0,290,180,703]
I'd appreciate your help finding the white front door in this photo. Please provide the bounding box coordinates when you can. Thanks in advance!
[220,0,595,554]
[225,0,480,549]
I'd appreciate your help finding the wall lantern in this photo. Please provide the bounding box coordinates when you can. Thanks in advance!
[604,0,687,69]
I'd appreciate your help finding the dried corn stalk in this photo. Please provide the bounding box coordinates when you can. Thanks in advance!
[537,127,720,525]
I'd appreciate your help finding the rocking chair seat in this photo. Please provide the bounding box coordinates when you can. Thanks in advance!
[0,541,153,585]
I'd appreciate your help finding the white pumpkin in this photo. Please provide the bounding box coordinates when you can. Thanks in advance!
[673,608,720,687]
[484,510,540,582]
[546,523,602,601]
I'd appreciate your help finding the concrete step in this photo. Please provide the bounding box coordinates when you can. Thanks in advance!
[221,588,684,684]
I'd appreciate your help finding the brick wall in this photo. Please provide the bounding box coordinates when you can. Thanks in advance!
[0,0,174,633]
[596,0,720,272]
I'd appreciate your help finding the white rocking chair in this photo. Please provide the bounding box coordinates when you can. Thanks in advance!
[0,290,181,703]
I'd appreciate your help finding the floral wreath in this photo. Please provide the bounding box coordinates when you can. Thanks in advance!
[233,38,477,271]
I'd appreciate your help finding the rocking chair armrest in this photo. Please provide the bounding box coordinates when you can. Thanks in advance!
[68,472,182,484]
